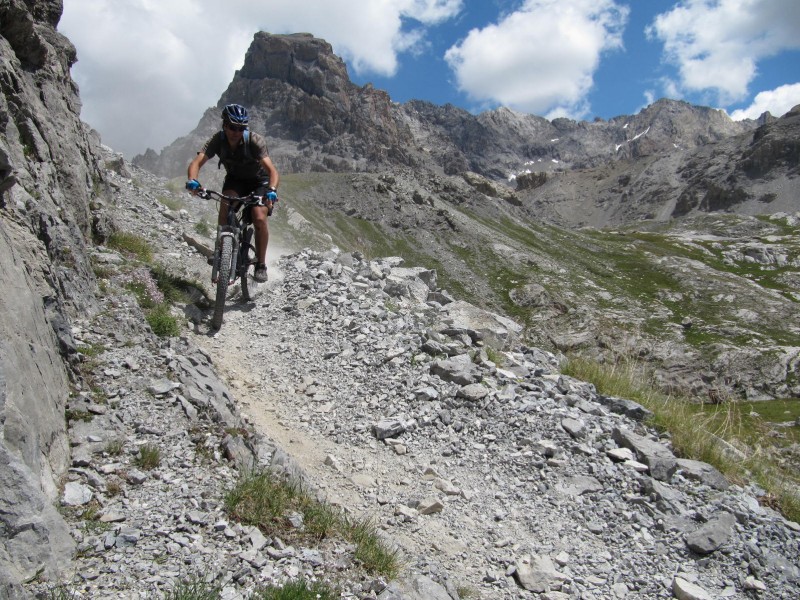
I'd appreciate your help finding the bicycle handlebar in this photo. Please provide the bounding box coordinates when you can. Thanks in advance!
[196,189,266,205]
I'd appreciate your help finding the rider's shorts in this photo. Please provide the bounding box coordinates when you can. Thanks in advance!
[221,176,271,199]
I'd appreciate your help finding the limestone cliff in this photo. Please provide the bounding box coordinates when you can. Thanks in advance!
[0,0,110,594]
[134,32,417,178]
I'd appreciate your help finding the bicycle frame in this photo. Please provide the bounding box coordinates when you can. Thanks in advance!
[201,190,264,285]
[195,188,270,329]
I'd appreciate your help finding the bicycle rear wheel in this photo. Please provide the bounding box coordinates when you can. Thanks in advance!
[240,225,256,301]
[212,236,234,329]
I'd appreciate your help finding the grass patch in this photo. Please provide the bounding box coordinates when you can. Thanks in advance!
[43,586,80,599]
[108,231,153,263]
[146,303,181,337]
[485,346,505,367]
[562,355,800,522]
[163,577,222,600]
[224,471,400,579]
[105,439,124,456]
[159,195,184,211]
[456,585,478,599]
[120,265,195,337]
[135,444,161,470]
[77,341,106,358]
[195,219,213,237]
[92,262,116,279]
[65,409,92,423]
[252,579,339,600]
[162,577,341,600]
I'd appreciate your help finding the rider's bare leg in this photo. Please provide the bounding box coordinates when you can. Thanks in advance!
[252,205,269,265]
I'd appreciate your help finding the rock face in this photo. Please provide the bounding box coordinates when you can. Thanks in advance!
[0,0,111,593]
[135,32,416,177]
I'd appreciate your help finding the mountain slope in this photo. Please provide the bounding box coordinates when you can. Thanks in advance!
[270,170,800,401]
[132,31,800,400]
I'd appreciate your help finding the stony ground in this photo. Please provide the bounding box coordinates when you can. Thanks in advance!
[28,160,800,599]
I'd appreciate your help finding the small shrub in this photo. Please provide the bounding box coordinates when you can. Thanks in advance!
[105,439,124,456]
[195,220,213,237]
[135,444,161,470]
[146,304,181,337]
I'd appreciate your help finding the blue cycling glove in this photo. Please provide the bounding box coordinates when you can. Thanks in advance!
[185,179,201,191]
[266,190,278,202]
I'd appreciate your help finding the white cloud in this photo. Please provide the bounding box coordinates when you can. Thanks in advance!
[59,0,463,157]
[729,83,800,119]
[647,0,800,105]
[443,0,629,119]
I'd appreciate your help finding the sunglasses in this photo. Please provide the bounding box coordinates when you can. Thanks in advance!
[225,124,247,132]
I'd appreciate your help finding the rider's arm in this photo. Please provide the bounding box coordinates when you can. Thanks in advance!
[187,153,209,181]
[260,155,279,192]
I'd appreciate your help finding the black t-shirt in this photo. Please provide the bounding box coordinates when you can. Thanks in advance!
[201,131,270,180]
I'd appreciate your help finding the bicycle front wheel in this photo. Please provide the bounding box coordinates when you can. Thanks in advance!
[240,225,256,301]
[212,236,234,329]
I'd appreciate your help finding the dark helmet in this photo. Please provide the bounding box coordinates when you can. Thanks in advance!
[222,104,249,126]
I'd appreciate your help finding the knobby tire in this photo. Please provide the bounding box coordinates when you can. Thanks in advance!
[213,236,234,329]
[240,225,255,301]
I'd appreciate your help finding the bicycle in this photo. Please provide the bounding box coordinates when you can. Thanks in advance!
[196,189,272,329]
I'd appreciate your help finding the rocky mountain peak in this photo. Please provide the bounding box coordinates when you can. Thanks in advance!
[135,31,414,176]
[618,98,750,158]
[238,32,352,107]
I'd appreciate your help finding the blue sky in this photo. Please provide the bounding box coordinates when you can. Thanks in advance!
[60,0,800,157]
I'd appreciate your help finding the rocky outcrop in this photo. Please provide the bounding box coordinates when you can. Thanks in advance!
[1,0,111,593]
[135,32,417,177]
[523,103,799,227]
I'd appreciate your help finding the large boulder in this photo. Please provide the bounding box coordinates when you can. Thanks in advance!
[436,300,523,349]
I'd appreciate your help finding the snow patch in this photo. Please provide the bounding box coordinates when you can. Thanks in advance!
[631,126,650,141]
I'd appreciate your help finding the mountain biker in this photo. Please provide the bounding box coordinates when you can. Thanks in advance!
[185,104,279,282]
